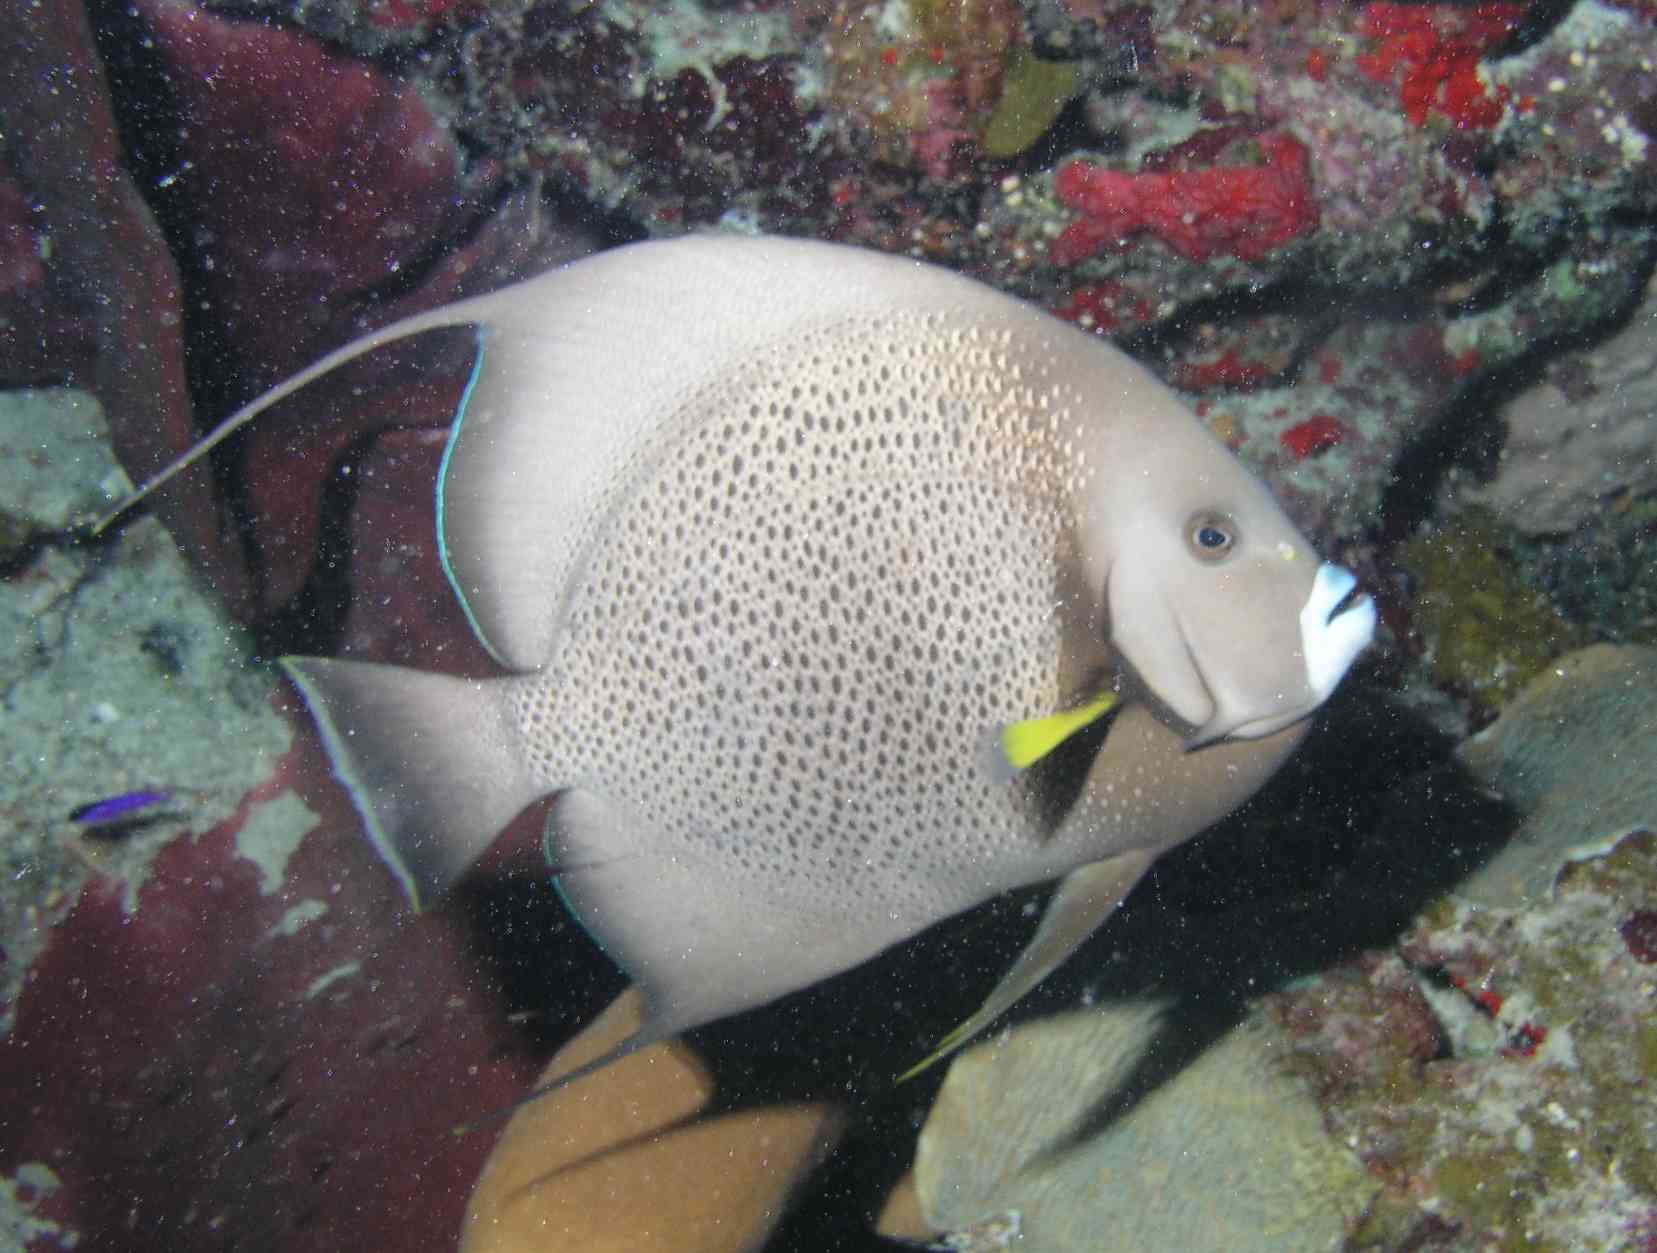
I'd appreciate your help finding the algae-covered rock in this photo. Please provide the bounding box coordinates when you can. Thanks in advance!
[913,1001,1372,1251]
[1402,508,1583,716]
[0,387,290,1030]
[0,388,128,530]
[1454,643,1657,908]
[902,645,1657,1252]
[1268,644,1657,1250]
[1298,825,1657,1251]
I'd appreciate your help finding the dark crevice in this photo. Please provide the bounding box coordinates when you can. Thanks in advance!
[85,0,247,479]
[251,428,385,658]
[1376,241,1657,549]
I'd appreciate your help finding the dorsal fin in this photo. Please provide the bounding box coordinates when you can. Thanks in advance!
[86,296,500,536]
[421,234,987,669]
[94,235,1071,670]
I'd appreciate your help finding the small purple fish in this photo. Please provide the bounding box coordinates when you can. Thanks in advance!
[69,789,173,826]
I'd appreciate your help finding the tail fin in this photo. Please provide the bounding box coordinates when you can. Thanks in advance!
[281,657,544,909]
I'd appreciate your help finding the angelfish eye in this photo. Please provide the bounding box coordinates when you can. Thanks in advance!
[1187,512,1237,562]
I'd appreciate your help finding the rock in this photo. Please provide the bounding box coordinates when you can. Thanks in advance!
[1465,273,1657,537]
[0,388,124,531]
[912,1000,1371,1251]
[1266,643,1657,1249]
[875,1172,937,1243]
[1455,644,1657,908]
[0,399,542,1250]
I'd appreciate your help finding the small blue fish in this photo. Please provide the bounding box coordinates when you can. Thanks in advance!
[69,789,173,827]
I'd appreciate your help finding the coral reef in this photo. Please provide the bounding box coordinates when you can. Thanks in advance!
[77,0,1637,570]
[0,388,545,1250]
[1273,646,1657,1249]
[0,0,1647,603]
[904,645,1657,1250]
[3,0,1657,1246]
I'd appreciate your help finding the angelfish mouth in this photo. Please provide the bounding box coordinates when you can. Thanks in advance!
[1328,580,1365,623]
[1300,563,1377,702]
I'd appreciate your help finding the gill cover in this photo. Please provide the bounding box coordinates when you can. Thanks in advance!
[1106,521,1375,746]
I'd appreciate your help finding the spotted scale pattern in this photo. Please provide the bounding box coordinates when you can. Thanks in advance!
[507,307,1102,919]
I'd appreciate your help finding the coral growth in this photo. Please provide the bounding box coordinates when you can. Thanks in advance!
[1209,647,1657,1251]
[29,0,1637,591]
[824,0,1024,180]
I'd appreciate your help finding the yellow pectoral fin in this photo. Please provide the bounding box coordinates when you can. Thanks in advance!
[999,691,1119,771]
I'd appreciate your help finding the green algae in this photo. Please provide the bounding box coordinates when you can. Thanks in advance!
[1403,507,1583,715]
[980,48,1078,157]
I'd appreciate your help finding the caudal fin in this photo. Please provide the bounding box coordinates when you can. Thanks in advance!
[281,657,543,908]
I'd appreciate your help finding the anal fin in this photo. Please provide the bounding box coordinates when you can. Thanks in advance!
[282,657,542,909]
[898,849,1154,1081]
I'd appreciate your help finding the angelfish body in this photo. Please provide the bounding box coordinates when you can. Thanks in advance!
[263,236,1375,1084]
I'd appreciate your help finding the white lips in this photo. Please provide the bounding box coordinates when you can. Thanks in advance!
[1300,563,1376,700]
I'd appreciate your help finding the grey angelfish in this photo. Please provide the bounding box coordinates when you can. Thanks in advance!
[108,235,1375,1092]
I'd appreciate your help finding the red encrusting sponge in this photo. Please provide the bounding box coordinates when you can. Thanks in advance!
[1281,414,1350,460]
[1051,133,1319,266]
[1355,3,1525,130]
